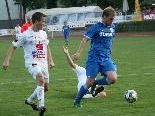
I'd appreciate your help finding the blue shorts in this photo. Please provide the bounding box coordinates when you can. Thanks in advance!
[86,59,117,78]
[64,33,69,40]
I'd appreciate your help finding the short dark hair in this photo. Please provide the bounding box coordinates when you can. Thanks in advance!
[102,7,116,17]
[32,12,46,24]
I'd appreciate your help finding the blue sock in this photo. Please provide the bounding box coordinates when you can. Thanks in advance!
[94,77,110,85]
[75,85,88,103]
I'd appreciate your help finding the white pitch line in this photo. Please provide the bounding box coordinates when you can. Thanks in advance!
[127,73,138,76]
[0,72,154,85]
[0,80,34,85]
[143,73,153,75]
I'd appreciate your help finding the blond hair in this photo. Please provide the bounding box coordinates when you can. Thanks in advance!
[102,6,116,17]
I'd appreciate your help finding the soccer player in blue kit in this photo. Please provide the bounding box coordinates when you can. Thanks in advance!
[62,21,70,46]
[72,7,117,107]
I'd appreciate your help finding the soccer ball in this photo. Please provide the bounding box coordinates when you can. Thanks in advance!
[124,90,138,103]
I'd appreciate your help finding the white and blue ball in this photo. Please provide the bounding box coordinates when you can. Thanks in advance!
[124,90,138,103]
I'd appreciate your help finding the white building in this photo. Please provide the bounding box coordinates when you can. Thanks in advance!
[26,6,103,31]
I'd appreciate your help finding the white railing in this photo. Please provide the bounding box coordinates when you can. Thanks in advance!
[0,14,154,37]
[143,14,155,20]
[0,29,14,37]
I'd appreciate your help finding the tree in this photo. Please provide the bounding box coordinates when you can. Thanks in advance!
[97,0,125,9]
[5,0,13,28]
[97,0,135,13]
[57,0,78,7]
[57,0,136,12]
[14,0,47,22]
[46,0,57,8]
[58,0,97,7]
[141,0,154,9]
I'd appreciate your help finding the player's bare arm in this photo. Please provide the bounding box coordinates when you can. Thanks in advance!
[63,46,76,69]
[72,37,89,61]
[47,46,55,69]
[2,46,16,70]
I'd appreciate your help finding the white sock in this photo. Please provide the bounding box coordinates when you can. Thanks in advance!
[27,88,37,103]
[36,86,45,108]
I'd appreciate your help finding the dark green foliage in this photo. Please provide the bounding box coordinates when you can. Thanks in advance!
[46,0,57,8]
[14,0,47,10]
[117,20,155,32]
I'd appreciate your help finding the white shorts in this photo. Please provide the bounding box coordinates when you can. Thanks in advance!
[27,64,49,83]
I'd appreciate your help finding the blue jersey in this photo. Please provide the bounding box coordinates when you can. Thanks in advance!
[84,22,115,63]
[62,25,70,35]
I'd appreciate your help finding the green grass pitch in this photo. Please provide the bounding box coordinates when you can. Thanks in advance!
[0,36,155,116]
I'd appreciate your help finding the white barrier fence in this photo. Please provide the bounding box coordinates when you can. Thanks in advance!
[143,14,155,20]
[0,29,14,37]
[0,14,154,37]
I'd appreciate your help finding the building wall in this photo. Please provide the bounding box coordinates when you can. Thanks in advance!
[0,0,21,29]
[0,0,20,20]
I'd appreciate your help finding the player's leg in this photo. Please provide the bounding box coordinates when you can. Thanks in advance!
[76,71,93,99]
[37,67,49,116]
[77,75,93,99]
[91,85,105,97]
[64,33,69,46]
[66,34,69,46]
[77,80,93,99]
[74,61,99,107]
[74,79,94,107]
[26,86,37,104]
[35,72,46,116]
[25,85,38,111]
[26,65,46,114]
[25,65,41,110]
[44,81,48,92]
[42,69,49,92]
[91,60,117,96]
[96,60,117,85]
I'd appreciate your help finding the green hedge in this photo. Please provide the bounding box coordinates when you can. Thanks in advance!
[117,20,155,32]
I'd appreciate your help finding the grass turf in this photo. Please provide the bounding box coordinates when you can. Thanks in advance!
[0,36,155,116]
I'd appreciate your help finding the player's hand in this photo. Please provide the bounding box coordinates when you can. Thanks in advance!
[2,61,9,70]
[2,64,9,70]
[72,52,80,61]
[63,46,69,54]
[49,63,55,69]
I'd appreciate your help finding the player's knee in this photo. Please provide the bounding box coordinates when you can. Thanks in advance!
[36,73,45,86]
[87,79,95,87]
[44,83,48,92]
[44,87,48,92]
[109,75,117,84]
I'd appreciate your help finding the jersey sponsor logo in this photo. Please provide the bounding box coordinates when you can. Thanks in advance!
[99,28,115,37]
[36,41,43,50]
[99,32,113,37]
[32,41,45,59]
[32,51,45,58]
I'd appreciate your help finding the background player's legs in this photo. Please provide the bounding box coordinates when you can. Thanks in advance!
[64,34,69,46]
